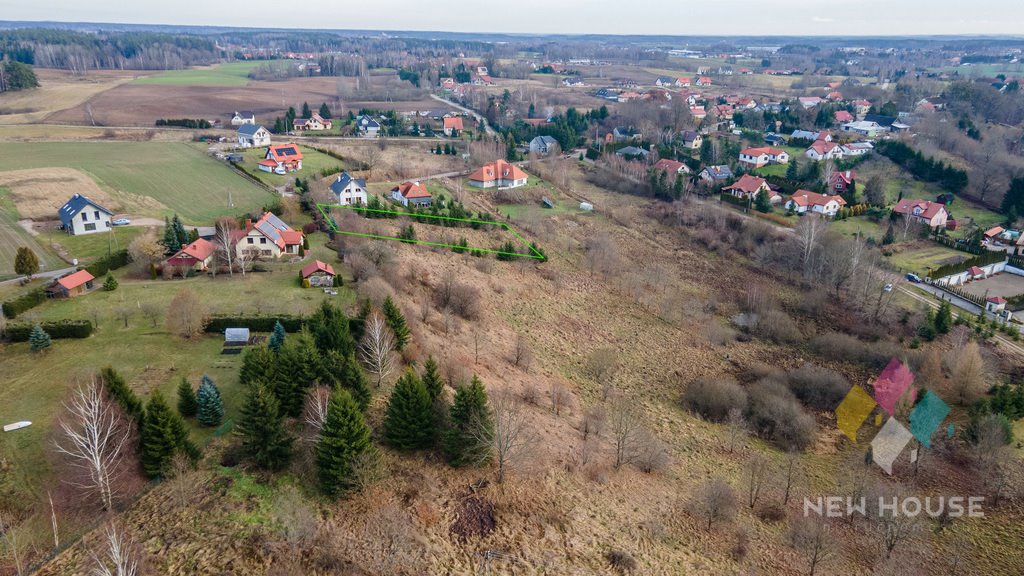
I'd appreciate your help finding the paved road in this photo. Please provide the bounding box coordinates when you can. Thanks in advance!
[0,266,78,287]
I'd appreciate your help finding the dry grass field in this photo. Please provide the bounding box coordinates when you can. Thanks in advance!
[0,69,142,124]
[0,167,117,220]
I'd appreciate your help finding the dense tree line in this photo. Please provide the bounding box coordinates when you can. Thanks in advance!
[0,29,220,72]
[875,140,968,194]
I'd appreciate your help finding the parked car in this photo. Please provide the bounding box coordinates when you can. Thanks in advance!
[906,273,922,283]
[112,218,131,226]
[883,283,894,292]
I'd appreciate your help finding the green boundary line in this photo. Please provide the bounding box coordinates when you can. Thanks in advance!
[316,203,545,259]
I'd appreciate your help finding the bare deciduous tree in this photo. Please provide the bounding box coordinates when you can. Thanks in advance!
[166,288,208,339]
[0,513,26,576]
[140,303,162,328]
[610,399,642,469]
[303,386,332,440]
[794,215,822,280]
[582,405,606,440]
[586,347,619,400]
[550,383,571,416]
[214,220,237,276]
[726,407,748,453]
[950,341,986,406]
[55,379,132,511]
[513,333,532,369]
[790,515,832,576]
[89,524,139,576]
[359,311,395,387]
[745,453,770,509]
[690,477,737,531]
[474,390,535,484]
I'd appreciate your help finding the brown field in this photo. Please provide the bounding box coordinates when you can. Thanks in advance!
[960,271,1024,299]
[0,168,119,220]
[0,69,142,124]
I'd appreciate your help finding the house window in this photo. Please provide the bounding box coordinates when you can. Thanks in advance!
[94,211,100,219]
[261,250,272,257]
[247,238,254,244]
[105,221,111,228]
[260,238,267,244]
[84,223,96,231]
[81,212,88,222]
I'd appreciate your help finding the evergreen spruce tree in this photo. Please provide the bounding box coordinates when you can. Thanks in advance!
[317,388,374,496]
[382,296,410,351]
[786,159,799,181]
[935,300,954,335]
[140,391,196,478]
[161,217,181,255]
[103,274,118,291]
[235,383,293,470]
[273,330,321,417]
[754,189,773,213]
[196,375,224,427]
[269,320,287,353]
[320,350,372,410]
[14,246,39,279]
[240,346,275,386]
[171,215,188,247]
[443,376,493,467]
[100,367,144,423]
[177,377,197,417]
[302,102,312,118]
[383,370,435,450]
[882,223,896,245]
[319,102,332,119]
[29,324,51,352]
[309,301,354,355]
[422,355,443,400]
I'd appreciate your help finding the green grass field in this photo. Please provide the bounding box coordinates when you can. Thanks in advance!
[132,61,261,87]
[0,187,63,278]
[53,225,148,263]
[0,234,350,505]
[239,145,350,187]
[886,243,967,276]
[0,142,274,224]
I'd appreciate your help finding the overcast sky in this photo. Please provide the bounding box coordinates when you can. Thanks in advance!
[3,0,1024,36]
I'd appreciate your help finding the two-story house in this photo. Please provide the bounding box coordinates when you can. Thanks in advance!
[58,194,113,236]
[330,172,368,205]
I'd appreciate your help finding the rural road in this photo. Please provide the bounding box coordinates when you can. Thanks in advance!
[0,266,78,287]
[429,94,495,135]
[899,284,1024,360]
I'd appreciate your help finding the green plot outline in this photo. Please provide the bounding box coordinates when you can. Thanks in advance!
[316,203,545,259]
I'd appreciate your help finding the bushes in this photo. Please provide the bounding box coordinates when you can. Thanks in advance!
[2,288,46,319]
[84,250,130,278]
[808,332,899,370]
[682,376,748,422]
[786,363,849,411]
[205,315,307,334]
[752,309,803,344]
[746,378,816,451]
[5,319,93,342]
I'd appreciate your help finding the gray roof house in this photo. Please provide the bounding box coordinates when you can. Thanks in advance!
[330,172,368,206]
[237,124,271,147]
[612,127,640,142]
[529,135,560,155]
[59,194,113,236]
[615,146,649,159]
[699,165,734,182]
[231,111,256,125]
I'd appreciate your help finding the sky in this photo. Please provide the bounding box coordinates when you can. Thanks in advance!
[2,0,1024,36]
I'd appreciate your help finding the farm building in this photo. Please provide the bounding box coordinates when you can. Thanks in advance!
[47,270,95,298]
[237,124,271,148]
[330,172,368,206]
[468,160,528,189]
[391,181,432,207]
[259,144,303,174]
[58,194,113,236]
[167,238,217,272]
[301,260,336,287]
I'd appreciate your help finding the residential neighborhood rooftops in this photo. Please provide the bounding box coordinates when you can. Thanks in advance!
[237,124,267,136]
[468,159,528,183]
[266,144,303,162]
[248,212,302,249]
[788,189,846,208]
[724,174,768,195]
[57,270,95,291]
[653,159,688,173]
[58,194,113,227]
[331,172,366,194]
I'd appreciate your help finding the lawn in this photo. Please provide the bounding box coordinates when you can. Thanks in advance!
[829,217,885,241]
[0,187,63,278]
[0,233,351,507]
[52,225,149,263]
[132,61,262,87]
[886,243,968,276]
[0,142,274,225]
[238,145,350,187]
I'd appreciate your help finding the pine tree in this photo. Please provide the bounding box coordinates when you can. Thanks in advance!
[383,370,435,450]
[317,388,374,496]
[177,377,197,417]
[443,376,493,467]
[382,296,410,351]
[935,300,953,335]
[103,274,118,291]
[302,102,312,118]
[309,301,354,355]
[100,367,144,423]
[319,102,332,119]
[140,391,196,478]
[29,324,51,352]
[171,214,188,247]
[269,320,286,353]
[196,375,224,427]
[422,355,443,400]
[235,383,293,470]
[240,346,275,386]
[161,217,181,254]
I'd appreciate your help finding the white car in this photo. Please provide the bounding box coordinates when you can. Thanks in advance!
[112,218,131,226]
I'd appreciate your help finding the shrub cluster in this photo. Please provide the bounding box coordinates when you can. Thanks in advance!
[5,319,93,341]
[84,250,130,278]
[2,288,46,319]
[682,376,747,422]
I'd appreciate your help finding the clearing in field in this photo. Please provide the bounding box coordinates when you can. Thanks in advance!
[131,61,262,87]
[0,142,272,223]
[0,69,139,124]
[318,204,545,259]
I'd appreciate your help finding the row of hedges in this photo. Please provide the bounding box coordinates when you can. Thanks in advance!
[4,320,93,342]
[935,234,987,256]
[204,314,365,338]
[2,288,46,319]
[929,250,1006,279]
[84,249,130,278]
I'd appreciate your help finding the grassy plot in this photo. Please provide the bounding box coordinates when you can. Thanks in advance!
[52,225,149,263]
[132,61,262,87]
[886,243,968,276]
[0,142,273,224]
[0,187,63,278]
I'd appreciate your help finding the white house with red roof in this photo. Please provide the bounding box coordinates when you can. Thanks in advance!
[805,139,844,161]
[167,238,217,272]
[829,170,856,194]
[689,106,707,119]
[834,110,855,123]
[468,159,528,189]
[237,212,304,259]
[259,144,303,174]
[892,199,948,228]
[443,116,464,136]
[785,189,847,217]
[675,77,691,87]
[695,76,713,86]
[723,175,779,203]
[391,181,433,207]
[653,158,691,176]
[739,146,789,169]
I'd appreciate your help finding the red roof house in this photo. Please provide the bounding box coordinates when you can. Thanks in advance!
[167,238,217,272]
[391,180,433,207]
[260,144,304,174]
[834,110,855,123]
[443,116,464,136]
[49,270,95,298]
[723,174,775,201]
[892,199,949,229]
[468,159,529,189]
[301,260,336,287]
[653,158,690,175]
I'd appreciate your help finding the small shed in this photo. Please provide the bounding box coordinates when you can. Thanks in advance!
[224,328,250,346]
[301,260,336,288]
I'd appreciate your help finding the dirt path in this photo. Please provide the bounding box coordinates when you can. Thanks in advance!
[16,219,39,236]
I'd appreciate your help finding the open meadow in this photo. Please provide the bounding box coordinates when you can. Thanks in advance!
[0,142,274,224]
[131,61,263,87]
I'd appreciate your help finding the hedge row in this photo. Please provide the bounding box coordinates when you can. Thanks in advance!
[2,288,46,319]
[84,250,130,278]
[929,250,1006,279]
[204,315,307,334]
[5,320,93,342]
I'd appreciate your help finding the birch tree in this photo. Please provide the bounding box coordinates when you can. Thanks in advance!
[90,524,139,576]
[215,221,236,276]
[794,215,822,280]
[55,379,132,512]
[359,311,395,387]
